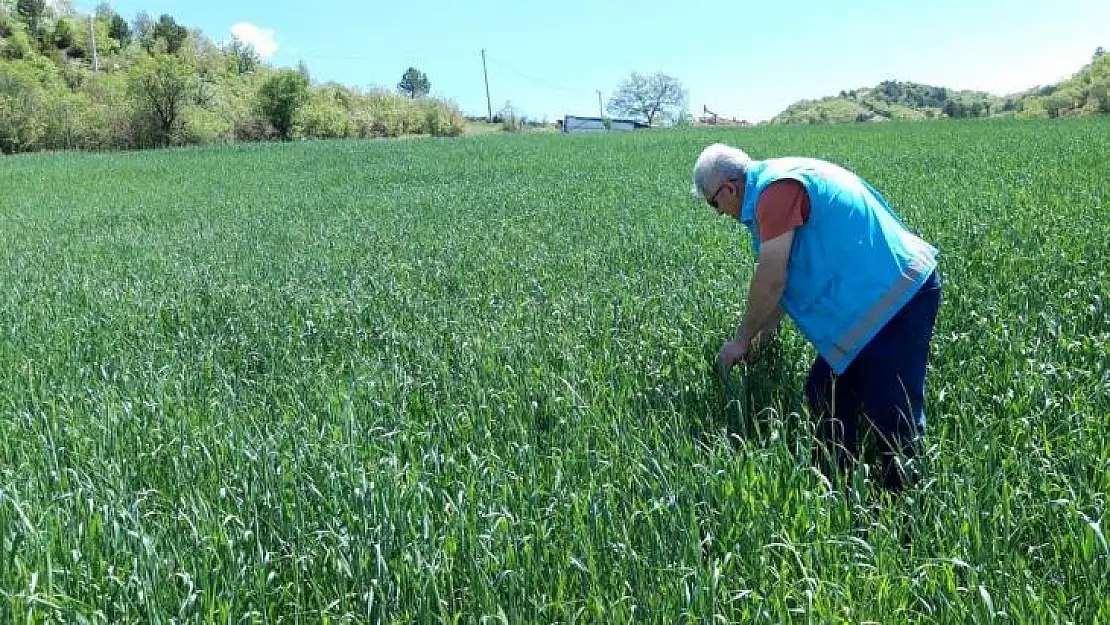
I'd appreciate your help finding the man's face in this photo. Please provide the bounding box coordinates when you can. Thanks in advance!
[705,178,742,219]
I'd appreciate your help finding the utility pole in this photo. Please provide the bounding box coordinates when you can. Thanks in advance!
[597,90,603,118]
[481,49,493,122]
[89,16,99,72]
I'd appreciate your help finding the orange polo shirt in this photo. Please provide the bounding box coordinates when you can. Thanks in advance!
[756,180,811,242]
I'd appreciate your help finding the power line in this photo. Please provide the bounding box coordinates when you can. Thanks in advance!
[484,52,598,99]
[263,47,606,119]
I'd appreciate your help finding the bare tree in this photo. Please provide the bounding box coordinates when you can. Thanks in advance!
[606,71,688,126]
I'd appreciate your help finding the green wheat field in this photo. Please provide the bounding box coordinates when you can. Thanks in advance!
[1,117,1108,623]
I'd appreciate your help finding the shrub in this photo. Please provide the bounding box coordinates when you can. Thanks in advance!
[181,106,234,145]
[422,98,465,136]
[297,89,352,139]
[258,69,309,140]
[0,59,49,153]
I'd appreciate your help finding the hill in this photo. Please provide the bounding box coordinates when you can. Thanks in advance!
[768,80,1015,125]
[1013,50,1110,118]
[768,49,1108,125]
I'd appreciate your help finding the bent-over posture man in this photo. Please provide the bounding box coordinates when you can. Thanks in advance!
[692,143,943,492]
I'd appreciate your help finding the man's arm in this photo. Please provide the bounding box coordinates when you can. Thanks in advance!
[754,304,787,343]
[716,231,794,374]
[761,305,786,335]
[717,179,807,374]
[735,229,793,347]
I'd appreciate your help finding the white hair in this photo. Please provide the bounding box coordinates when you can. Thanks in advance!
[690,143,754,199]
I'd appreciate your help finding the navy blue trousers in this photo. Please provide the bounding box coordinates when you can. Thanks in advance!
[805,270,942,491]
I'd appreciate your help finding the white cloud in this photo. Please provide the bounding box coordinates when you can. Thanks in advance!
[230,23,279,58]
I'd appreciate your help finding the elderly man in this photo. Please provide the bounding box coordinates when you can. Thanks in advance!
[692,143,942,492]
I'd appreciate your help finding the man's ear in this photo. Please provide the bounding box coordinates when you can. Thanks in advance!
[731,179,745,203]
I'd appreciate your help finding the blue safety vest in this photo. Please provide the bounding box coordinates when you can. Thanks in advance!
[739,157,939,374]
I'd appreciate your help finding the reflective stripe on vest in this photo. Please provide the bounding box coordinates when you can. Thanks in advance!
[826,248,934,363]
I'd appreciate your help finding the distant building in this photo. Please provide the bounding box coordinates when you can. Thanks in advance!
[695,114,752,127]
[561,115,651,134]
[695,105,752,127]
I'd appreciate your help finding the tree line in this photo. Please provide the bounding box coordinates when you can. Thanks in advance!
[0,1,465,155]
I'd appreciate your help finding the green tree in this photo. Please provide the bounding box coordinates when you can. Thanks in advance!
[130,53,193,145]
[397,66,430,98]
[74,14,117,59]
[0,19,33,59]
[52,17,75,50]
[15,0,45,40]
[259,68,309,140]
[0,59,47,153]
[297,87,352,139]
[225,36,259,75]
[1042,86,1082,118]
[152,14,187,54]
[108,12,130,47]
[133,11,154,50]
[606,71,687,126]
[1090,54,1110,112]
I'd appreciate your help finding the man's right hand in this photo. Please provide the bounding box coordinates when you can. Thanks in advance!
[716,339,750,376]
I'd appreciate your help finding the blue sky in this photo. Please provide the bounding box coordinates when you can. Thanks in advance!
[76,0,1110,123]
